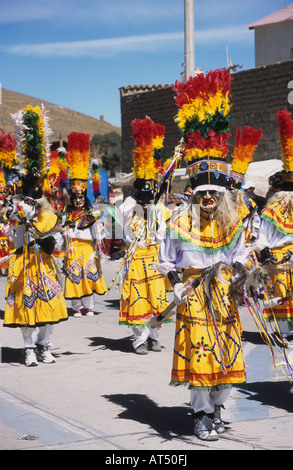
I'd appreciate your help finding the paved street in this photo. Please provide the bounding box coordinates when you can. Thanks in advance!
[0,258,293,452]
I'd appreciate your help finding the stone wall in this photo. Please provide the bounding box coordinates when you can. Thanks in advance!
[120,60,293,173]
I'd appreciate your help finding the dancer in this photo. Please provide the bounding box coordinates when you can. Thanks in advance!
[63,132,106,317]
[157,69,249,441]
[255,109,293,346]
[3,104,68,367]
[117,116,169,354]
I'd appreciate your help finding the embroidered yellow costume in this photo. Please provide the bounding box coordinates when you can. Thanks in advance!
[158,69,249,441]
[256,110,293,342]
[4,209,67,328]
[260,201,293,322]
[118,116,169,353]
[63,132,106,316]
[4,104,68,367]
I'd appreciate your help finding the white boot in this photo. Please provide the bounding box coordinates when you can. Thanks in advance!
[37,345,56,364]
[193,411,219,441]
[25,348,38,367]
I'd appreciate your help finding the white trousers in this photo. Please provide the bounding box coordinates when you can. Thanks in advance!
[132,325,160,349]
[72,294,95,312]
[190,388,231,414]
[21,325,53,349]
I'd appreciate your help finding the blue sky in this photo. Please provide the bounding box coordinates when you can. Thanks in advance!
[0,0,289,128]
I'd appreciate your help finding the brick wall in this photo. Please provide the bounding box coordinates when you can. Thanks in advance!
[120,60,293,173]
[229,60,293,161]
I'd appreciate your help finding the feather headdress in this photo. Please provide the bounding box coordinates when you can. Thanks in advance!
[131,116,166,202]
[131,116,164,181]
[0,129,18,192]
[174,68,232,191]
[66,132,90,194]
[44,144,68,195]
[0,129,17,170]
[230,126,263,188]
[10,104,52,198]
[277,109,293,190]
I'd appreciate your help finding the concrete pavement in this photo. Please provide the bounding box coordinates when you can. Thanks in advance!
[0,258,293,452]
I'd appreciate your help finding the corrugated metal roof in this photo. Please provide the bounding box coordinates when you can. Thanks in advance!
[119,83,173,96]
[248,4,293,29]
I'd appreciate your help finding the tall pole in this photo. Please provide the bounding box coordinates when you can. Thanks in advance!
[184,0,195,82]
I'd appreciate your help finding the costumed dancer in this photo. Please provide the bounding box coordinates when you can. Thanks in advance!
[255,109,293,346]
[228,125,263,244]
[3,104,68,367]
[117,116,169,354]
[156,69,249,441]
[43,138,68,221]
[63,131,106,317]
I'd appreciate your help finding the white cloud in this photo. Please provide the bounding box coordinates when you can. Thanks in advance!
[196,26,252,43]
[3,25,252,59]
[4,33,185,58]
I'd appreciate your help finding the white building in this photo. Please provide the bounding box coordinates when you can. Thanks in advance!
[249,4,293,67]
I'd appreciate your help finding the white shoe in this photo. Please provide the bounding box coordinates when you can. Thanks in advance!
[25,348,38,367]
[84,309,94,316]
[38,346,56,364]
[193,412,219,441]
[73,310,82,317]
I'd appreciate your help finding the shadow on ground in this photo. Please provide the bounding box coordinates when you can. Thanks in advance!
[103,392,193,442]
[239,380,293,413]
[0,346,24,364]
[88,335,134,353]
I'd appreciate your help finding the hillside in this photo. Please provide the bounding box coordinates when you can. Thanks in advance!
[0,88,120,142]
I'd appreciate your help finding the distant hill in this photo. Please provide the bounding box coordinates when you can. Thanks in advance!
[0,88,120,142]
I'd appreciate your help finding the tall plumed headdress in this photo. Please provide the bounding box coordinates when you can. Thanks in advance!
[43,141,68,195]
[0,129,18,192]
[174,68,232,192]
[131,115,165,202]
[11,104,52,199]
[229,126,263,189]
[66,132,91,195]
[277,109,293,191]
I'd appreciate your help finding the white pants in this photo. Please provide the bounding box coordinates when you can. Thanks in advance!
[190,388,231,414]
[132,325,160,349]
[72,294,95,312]
[21,325,53,349]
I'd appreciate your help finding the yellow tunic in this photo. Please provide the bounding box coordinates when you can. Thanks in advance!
[165,211,246,390]
[261,202,293,322]
[64,237,106,299]
[171,268,246,390]
[119,244,169,327]
[4,210,68,328]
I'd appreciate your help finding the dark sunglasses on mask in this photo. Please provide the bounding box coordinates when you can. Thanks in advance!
[195,190,220,198]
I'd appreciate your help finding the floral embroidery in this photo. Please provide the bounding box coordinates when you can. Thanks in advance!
[193,336,211,363]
